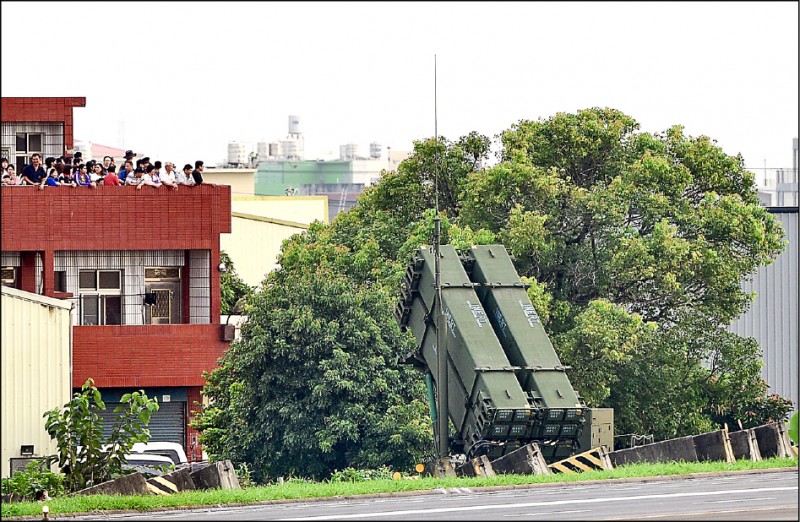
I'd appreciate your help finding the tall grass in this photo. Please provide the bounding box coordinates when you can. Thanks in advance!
[2,456,796,519]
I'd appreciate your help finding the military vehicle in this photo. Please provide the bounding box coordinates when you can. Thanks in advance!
[396,244,605,463]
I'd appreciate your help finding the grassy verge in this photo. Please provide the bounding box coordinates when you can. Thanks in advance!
[2,456,796,518]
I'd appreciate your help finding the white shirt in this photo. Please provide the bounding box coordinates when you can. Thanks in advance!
[161,169,178,187]
[141,171,162,186]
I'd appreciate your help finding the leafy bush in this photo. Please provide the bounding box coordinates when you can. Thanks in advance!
[0,460,64,499]
[43,378,159,492]
[328,466,394,482]
[235,462,253,488]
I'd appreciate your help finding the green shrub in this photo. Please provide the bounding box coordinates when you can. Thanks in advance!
[43,378,159,492]
[0,460,64,499]
[328,466,394,483]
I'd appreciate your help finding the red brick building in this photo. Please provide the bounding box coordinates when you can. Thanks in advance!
[1,97,232,461]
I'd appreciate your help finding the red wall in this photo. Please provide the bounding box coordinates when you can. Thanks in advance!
[1,185,231,251]
[72,324,229,388]
[1,97,86,154]
[2,184,231,321]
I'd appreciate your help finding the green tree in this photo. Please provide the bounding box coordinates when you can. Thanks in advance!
[220,250,253,315]
[196,107,790,474]
[43,378,159,492]
[457,108,789,438]
[196,225,434,482]
[198,274,431,482]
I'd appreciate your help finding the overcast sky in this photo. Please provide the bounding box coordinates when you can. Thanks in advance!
[2,1,797,170]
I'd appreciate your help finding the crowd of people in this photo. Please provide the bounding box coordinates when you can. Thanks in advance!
[1,151,206,190]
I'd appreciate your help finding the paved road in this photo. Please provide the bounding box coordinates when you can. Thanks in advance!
[65,469,797,521]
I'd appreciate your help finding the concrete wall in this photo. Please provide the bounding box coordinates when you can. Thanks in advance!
[1,287,72,478]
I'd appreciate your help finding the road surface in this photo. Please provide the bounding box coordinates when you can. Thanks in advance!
[64,469,798,521]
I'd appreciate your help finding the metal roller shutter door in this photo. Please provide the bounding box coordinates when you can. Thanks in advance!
[98,401,186,448]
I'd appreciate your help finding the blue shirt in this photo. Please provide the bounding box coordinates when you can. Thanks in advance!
[22,164,45,184]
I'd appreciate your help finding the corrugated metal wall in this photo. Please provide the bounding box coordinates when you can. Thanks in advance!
[98,401,185,447]
[729,209,799,410]
[1,287,72,477]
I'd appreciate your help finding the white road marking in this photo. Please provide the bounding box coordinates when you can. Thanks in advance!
[282,486,797,520]
[705,496,775,503]
[601,505,797,520]
[504,509,590,518]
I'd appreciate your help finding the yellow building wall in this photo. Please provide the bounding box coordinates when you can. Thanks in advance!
[1,287,72,477]
[221,215,310,288]
[203,168,256,197]
[231,196,328,225]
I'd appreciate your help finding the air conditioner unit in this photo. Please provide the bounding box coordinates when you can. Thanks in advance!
[222,324,236,342]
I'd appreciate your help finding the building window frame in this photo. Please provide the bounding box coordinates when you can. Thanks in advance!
[14,132,44,173]
[78,269,122,325]
[1,266,18,289]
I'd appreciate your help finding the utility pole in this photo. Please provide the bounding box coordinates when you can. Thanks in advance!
[433,54,453,477]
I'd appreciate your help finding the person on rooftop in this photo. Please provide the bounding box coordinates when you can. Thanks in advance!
[126,166,147,190]
[39,167,59,189]
[102,155,113,174]
[141,164,162,188]
[191,160,204,186]
[75,164,95,187]
[176,163,195,186]
[160,161,179,189]
[103,164,121,186]
[118,159,133,183]
[2,164,21,185]
[90,162,105,185]
[58,166,76,186]
[21,154,46,185]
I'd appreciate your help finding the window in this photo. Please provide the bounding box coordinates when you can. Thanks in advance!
[1,267,18,288]
[15,133,42,154]
[14,133,44,172]
[54,271,67,293]
[16,133,27,152]
[78,270,122,325]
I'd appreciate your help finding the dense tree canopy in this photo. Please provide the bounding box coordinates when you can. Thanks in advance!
[197,108,792,481]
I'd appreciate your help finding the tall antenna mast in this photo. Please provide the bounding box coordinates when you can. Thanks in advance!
[433,54,449,470]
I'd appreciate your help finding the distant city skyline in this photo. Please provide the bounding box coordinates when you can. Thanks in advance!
[2,2,797,170]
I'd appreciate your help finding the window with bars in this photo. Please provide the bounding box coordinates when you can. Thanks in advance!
[78,270,122,325]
